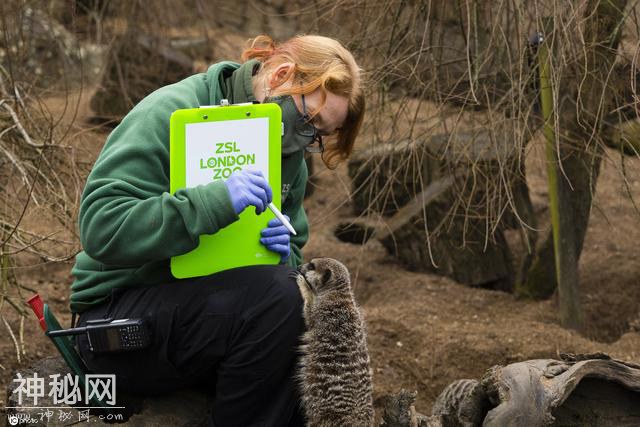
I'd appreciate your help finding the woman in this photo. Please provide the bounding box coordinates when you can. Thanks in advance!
[70,34,364,426]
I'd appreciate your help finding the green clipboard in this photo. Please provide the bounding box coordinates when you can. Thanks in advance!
[170,101,282,279]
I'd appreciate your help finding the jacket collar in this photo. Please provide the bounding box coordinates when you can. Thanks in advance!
[204,59,261,106]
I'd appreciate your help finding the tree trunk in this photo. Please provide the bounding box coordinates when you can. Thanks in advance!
[520,0,628,331]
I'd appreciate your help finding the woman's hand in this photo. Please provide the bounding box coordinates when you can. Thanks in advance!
[260,216,291,264]
[224,170,273,215]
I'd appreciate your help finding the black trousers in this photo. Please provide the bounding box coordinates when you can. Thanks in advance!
[75,265,306,427]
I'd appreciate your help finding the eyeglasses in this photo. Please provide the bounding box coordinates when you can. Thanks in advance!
[295,94,324,153]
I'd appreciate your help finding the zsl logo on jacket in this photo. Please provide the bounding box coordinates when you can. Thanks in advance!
[282,183,291,202]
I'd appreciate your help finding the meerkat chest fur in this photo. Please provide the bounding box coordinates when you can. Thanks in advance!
[296,258,374,427]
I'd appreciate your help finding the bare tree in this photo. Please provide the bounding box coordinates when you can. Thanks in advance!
[0,0,86,363]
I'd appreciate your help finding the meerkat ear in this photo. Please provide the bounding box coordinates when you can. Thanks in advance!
[322,268,332,283]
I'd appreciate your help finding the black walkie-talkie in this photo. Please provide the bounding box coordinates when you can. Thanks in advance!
[47,318,152,353]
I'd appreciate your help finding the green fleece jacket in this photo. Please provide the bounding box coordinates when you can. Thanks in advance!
[70,59,309,313]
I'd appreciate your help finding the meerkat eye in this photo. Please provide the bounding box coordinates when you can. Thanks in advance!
[322,269,331,283]
[308,263,315,271]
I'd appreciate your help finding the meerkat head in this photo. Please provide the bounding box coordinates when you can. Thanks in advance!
[297,257,351,295]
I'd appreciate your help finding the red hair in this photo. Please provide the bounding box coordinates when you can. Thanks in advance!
[242,34,365,169]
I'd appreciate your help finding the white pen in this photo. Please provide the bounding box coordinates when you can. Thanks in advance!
[267,202,297,235]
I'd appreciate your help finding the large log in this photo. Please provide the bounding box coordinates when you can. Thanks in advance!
[0,6,88,88]
[348,138,439,217]
[480,353,640,426]
[382,353,640,427]
[347,120,534,290]
[605,119,640,156]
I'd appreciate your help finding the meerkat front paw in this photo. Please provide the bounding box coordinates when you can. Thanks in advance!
[294,269,315,320]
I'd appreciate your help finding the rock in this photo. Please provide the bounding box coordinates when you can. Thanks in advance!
[0,7,87,87]
[89,32,195,123]
[6,356,212,426]
[212,1,310,41]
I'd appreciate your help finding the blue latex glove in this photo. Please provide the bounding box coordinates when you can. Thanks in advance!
[224,170,273,215]
[260,215,291,264]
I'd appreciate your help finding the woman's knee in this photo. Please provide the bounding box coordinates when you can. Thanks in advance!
[237,266,305,344]
[267,266,304,316]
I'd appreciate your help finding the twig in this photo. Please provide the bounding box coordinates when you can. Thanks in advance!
[19,315,26,358]
[0,100,45,149]
[0,295,26,316]
[0,140,35,198]
[2,315,21,364]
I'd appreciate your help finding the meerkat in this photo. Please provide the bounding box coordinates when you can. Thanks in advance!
[294,257,374,427]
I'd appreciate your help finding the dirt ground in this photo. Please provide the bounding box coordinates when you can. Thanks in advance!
[1,85,639,420]
[302,131,640,412]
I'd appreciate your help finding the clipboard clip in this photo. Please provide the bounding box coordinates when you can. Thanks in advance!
[198,100,258,109]
[198,99,282,134]
[216,99,258,107]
